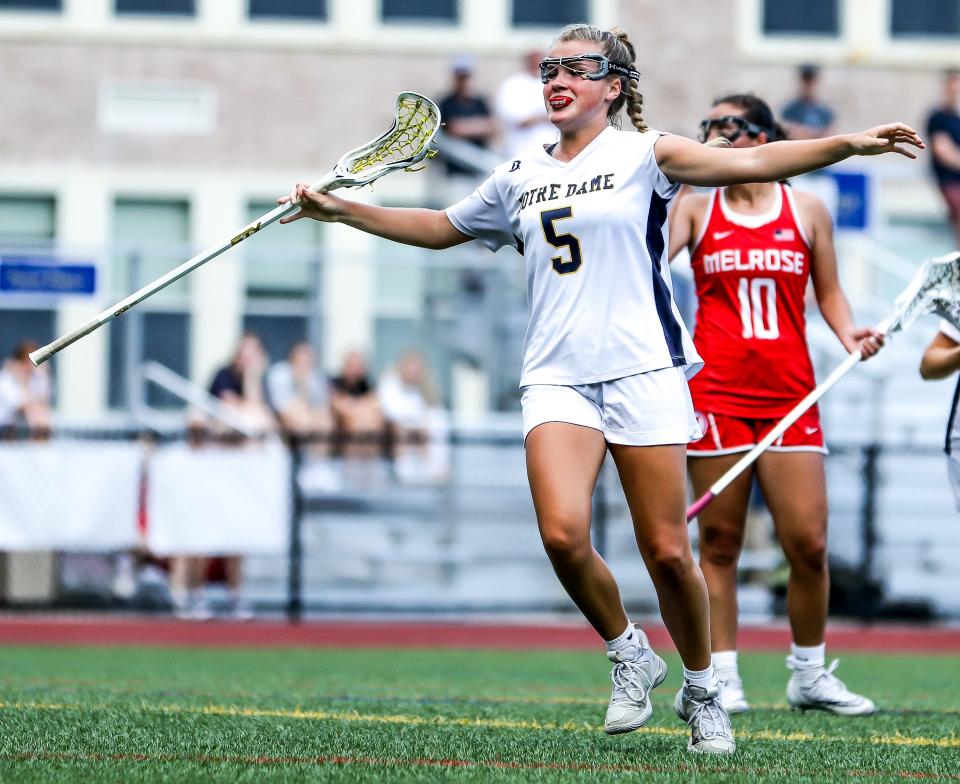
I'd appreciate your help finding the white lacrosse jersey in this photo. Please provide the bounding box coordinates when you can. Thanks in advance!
[446,126,702,388]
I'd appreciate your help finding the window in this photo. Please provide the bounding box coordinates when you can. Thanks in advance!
[0,196,55,245]
[0,0,60,10]
[891,0,960,38]
[0,196,56,363]
[511,0,586,27]
[381,0,457,23]
[109,199,191,409]
[111,199,190,297]
[244,200,320,298]
[115,0,194,16]
[109,312,191,408]
[243,314,308,367]
[762,0,840,36]
[249,0,326,20]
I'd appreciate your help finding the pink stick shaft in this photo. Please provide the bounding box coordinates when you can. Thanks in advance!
[686,491,716,523]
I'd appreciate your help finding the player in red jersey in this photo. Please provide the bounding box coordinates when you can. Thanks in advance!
[669,94,882,716]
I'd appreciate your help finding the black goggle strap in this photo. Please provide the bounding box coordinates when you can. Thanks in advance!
[698,115,774,143]
[607,61,641,81]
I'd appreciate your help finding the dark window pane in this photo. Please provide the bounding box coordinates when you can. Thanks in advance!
[381,0,456,23]
[0,0,61,9]
[891,0,960,36]
[512,0,586,27]
[0,309,55,367]
[242,314,308,370]
[109,312,190,409]
[763,0,839,36]
[249,0,326,20]
[115,0,194,15]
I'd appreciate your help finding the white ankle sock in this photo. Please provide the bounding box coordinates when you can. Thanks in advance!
[712,650,739,676]
[683,664,718,691]
[605,623,643,654]
[790,642,826,670]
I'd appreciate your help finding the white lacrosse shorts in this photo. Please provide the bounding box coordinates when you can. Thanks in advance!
[521,366,702,446]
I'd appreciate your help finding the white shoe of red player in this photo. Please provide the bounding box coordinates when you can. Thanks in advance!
[786,658,877,715]
[716,671,750,714]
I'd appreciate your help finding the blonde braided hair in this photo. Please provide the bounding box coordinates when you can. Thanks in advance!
[553,23,647,132]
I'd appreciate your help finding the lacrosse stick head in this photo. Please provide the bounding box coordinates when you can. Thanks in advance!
[880,251,960,336]
[320,92,440,191]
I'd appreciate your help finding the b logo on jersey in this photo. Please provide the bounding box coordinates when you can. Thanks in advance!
[510,160,521,172]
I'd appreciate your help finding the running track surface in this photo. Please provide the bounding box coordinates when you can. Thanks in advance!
[0,615,957,653]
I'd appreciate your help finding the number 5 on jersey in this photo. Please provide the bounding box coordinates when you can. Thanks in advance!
[540,207,583,275]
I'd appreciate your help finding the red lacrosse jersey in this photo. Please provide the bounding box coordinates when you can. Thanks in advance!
[688,184,817,418]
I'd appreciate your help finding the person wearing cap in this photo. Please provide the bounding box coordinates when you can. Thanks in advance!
[782,64,835,140]
[437,55,497,177]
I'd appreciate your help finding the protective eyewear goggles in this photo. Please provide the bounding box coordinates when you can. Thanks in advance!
[698,115,773,143]
[539,53,641,84]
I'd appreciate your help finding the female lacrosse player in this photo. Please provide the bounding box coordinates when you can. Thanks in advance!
[669,94,883,716]
[279,25,921,753]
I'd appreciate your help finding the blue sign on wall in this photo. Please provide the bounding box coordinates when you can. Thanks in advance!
[830,172,869,231]
[0,257,97,295]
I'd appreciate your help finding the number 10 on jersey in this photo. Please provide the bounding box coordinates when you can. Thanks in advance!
[737,277,779,339]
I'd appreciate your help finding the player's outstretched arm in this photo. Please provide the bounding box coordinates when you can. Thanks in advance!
[655,124,924,188]
[920,332,960,380]
[278,183,471,250]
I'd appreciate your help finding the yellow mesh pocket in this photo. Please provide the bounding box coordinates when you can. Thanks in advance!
[348,95,439,175]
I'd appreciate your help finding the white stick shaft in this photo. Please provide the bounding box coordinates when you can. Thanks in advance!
[29,175,333,366]
[706,349,864,498]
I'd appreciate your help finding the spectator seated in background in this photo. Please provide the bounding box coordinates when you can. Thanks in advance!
[495,49,557,159]
[267,341,333,437]
[208,332,275,435]
[267,341,339,492]
[781,63,835,140]
[437,55,498,178]
[330,349,387,468]
[378,350,450,483]
[0,340,52,438]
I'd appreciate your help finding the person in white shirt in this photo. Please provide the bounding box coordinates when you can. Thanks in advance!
[378,350,450,482]
[0,341,52,435]
[920,319,960,509]
[495,50,558,159]
[278,23,923,754]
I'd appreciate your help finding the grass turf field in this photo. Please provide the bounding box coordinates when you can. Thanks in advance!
[0,644,957,782]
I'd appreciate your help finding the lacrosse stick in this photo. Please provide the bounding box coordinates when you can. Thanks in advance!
[30,92,440,366]
[686,250,960,522]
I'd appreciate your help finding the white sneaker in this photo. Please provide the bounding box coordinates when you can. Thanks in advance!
[674,683,736,754]
[603,628,668,735]
[716,672,750,714]
[228,599,255,622]
[786,657,877,715]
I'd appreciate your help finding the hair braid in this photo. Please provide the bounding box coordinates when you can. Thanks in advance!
[624,79,648,133]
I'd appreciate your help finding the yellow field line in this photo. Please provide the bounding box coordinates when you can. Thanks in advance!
[2,698,958,749]
[6,678,959,716]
